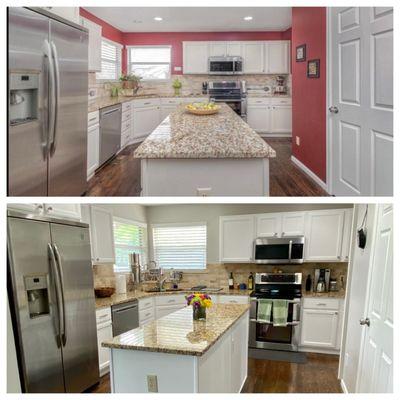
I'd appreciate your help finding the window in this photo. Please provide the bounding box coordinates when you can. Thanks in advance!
[128,46,171,80]
[152,223,207,270]
[96,39,122,81]
[113,218,147,273]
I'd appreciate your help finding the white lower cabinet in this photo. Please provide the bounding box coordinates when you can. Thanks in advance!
[96,307,112,377]
[87,123,99,179]
[270,105,292,134]
[217,295,249,305]
[132,105,161,140]
[247,104,270,133]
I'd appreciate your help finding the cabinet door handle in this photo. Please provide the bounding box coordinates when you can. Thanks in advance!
[317,303,327,306]
[89,117,97,122]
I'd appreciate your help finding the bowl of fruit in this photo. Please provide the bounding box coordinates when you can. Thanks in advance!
[185,102,220,115]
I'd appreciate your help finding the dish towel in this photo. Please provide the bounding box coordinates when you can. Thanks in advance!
[257,299,272,323]
[272,300,289,327]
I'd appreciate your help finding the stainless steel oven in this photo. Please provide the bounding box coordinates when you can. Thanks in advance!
[208,56,243,75]
[249,273,302,352]
[254,236,305,264]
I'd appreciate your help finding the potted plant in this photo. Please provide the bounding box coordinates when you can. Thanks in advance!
[106,82,122,98]
[119,73,142,92]
[185,293,213,320]
[172,78,182,96]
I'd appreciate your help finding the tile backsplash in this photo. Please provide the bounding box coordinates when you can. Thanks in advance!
[88,72,291,99]
[93,261,347,293]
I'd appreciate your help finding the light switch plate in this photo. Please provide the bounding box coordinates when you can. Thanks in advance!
[295,136,300,146]
[147,375,158,392]
[197,187,211,196]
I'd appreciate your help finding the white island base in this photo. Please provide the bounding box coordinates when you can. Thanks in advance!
[141,158,270,196]
[108,311,249,393]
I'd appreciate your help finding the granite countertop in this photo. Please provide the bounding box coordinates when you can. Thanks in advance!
[102,303,250,356]
[303,290,346,299]
[133,104,276,159]
[95,288,251,309]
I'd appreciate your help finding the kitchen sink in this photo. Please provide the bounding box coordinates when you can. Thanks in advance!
[144,288,184,293]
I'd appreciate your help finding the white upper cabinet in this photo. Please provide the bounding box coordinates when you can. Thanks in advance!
[80,17,102,72]
[256,213,281,237]
[44,204,81,221]
[264,40,290,74]
[43,7,80,24]
[183,42,209,74]
[226,42,243,57]
[340,208,353,261]
[305,209,345,262]
[220,215,255,262]
[242,42,264,73]
[281,212,305,236]
[89,206,115,264]
[209,42,228,57]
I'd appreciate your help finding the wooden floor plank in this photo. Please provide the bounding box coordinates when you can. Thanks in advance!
[88,353,341,393]
[86,138,329,197]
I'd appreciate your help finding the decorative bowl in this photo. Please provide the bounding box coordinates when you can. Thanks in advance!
[185,104,220,115]
[94,287,115,298]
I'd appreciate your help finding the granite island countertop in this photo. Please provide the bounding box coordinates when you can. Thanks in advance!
[133,104,276,159]
[102,303,250,356]
[95,288,251,309]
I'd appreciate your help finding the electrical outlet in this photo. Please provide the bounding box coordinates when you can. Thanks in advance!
[197,187,211,196]
[296,136,300,146]
[147,375,158,393]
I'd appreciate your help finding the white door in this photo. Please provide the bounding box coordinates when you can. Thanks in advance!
[330,7,393,196]
[242,42,264,73]
[357,204,393,393]
[256,213,281,237]
[220,215,254,262]
[183,42,209,74]
[265,41,290,74]
[300,309,339,348]
[305,209,344,261]
[247,105,270,133]
[90,206,115,263]
[281,212,305,236]
[270,105,292,134]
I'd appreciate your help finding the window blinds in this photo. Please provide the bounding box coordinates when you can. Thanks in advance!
[128,46,171,80]
[113,218,147,273]
[152,224,207,270]
[96,39,121,81]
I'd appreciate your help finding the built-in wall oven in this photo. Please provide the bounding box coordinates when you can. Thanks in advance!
[254,236,305,264]
[249,273,302,352]
[208,56,243,75]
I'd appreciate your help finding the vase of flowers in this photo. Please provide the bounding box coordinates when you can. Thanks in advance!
[185,293,212,320]
[119,74,142,92]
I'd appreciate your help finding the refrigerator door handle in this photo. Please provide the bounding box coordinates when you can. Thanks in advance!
[49,41,60,156]
[48,243,63,348]
[43,39,56,156]
[53,243,67,346]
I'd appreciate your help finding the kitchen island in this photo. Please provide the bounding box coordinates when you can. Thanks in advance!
[102,304,250,393]
[134,104,276,196]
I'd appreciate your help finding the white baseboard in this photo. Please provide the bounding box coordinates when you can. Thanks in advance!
[340,379,348,394]
[291,155,328,192]
[260,132,292,138]
[298,346,340,355]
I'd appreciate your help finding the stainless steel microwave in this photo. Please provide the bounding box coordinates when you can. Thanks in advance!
[208,56,243,75]
[253,236,305,264]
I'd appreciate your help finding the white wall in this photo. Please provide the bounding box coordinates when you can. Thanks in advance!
[146,204,353,263]
[97,204,148,223]
[339,204,377,393]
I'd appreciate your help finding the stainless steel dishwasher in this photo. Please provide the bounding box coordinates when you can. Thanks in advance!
[111,300,139,336]
[99,104,121,166]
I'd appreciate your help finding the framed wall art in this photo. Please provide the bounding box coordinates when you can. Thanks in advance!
[307,59,320,78]
[296,44,306,62]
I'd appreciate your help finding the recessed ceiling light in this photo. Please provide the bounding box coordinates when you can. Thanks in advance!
[154,17,163,21]
[244,16,253,21]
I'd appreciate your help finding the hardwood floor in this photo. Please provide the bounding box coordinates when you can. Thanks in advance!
[86,138,328,197]
[88,353,341,393]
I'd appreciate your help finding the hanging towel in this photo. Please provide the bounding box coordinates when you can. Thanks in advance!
[257,299,272,323]
[272,300,289,327]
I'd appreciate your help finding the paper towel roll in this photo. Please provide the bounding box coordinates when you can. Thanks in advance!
[115,274,127,294]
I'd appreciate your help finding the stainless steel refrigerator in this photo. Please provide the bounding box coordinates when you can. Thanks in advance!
[8,7,88,196]
[7,210,99,393]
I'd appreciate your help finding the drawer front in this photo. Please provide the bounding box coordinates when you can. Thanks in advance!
[139,307,155,322]
[247,98,270,106]
[218,295,249,305]
[133,98,160,108]
[88,111,99,127]
[96,306,112,324]
[139,316,155,327]
[122,101,131,113]
[121,131,130,147]
[121,119,132,134]
[139,297,154,311]
[155,294,186,306]
[303,297,340,310]
[161,98,184,105]
[122,110,131,122]
[270,98,292,106]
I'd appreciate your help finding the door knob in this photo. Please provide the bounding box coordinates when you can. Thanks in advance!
[329,106,339,114]
[359,317,370,327]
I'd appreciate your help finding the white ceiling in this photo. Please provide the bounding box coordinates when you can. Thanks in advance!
[83,7,292,32]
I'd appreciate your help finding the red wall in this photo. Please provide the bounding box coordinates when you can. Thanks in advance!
[291,7,326,182]
[122,31,289,74]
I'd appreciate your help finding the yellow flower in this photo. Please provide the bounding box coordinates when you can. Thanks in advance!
[203,299,213,308]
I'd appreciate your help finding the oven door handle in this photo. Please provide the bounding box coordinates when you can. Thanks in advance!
[288,240,293,262]
[250,319,300,326]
